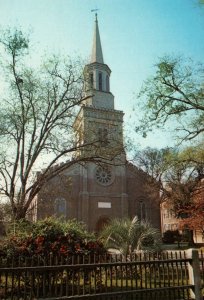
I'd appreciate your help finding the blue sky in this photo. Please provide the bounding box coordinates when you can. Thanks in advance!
[0,0,203,149]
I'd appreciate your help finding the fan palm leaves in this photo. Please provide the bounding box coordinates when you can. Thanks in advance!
[100,216,161,256]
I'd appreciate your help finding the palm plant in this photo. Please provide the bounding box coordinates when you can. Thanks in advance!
[100,216,161,256]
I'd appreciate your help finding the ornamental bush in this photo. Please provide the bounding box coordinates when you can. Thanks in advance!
[162,230,182,244]
[0,218,108,297]
[0,218,107,264]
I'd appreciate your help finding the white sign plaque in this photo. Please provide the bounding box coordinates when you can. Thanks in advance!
[98,202,111,208]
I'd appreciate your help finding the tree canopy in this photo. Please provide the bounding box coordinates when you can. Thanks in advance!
[0,28,119,220]
[134,146,204,244]
[136,56,204,143]
[134,147,203,205]
[134,55,204,240]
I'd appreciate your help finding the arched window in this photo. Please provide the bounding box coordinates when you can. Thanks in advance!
[55,197,66,217]
[106,75,109,92]
[98,72,102,91]
[139,200,146,221]
[89,73,93,89]
[98,128,108,146]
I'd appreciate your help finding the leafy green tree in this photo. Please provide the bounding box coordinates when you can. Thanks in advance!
[136,56,204,142]
[0,28,116,221]
[133,147,172,184]
[135,146,203,204]
[100,216,161,255]
[134,146,204,245]
[134,54,204,246]
[0,206,6,237]
[0,200,12,237]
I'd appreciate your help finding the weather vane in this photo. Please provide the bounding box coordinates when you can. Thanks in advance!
[91,8,99,20]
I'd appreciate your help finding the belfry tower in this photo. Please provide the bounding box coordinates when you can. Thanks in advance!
[73,15,128,230]
[74,14,125,162]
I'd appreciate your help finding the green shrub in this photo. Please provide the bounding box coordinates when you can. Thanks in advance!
[0,217,106,262]
[162,230,182,244]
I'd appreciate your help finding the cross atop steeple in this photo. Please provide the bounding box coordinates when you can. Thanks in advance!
[91,13,104,64]
[91,9,99,19]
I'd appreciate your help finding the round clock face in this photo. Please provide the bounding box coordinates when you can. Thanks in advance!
[95,165,114,186]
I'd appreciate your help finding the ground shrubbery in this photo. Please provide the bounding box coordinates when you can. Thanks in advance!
[100,216,162,255]
[0,218,108,298]
[0,218,107,264]
[162,230,182,244]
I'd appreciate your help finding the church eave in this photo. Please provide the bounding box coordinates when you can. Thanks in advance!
[85,62,111,74]
[81,103,124,115]
[85,89,114,96]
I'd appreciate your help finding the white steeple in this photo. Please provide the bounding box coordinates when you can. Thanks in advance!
[74,14,125,161]
[91,13,104,64]
[83,14,114,110]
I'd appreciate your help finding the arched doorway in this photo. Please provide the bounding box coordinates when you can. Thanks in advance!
[95,216,110,232]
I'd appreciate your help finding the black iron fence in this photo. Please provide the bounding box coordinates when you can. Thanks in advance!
[0,250,203,299]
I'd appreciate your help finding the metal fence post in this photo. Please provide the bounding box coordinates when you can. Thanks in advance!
[186,248,202,300]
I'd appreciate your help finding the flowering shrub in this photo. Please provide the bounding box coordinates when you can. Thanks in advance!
[0,218,108,298]
[0,218,107,264]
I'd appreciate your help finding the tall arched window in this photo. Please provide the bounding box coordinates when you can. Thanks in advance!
[139,200,146,221]
[54,197,66,217]
[89,73,93,89]
[98,128,108,146]
[106,75,109,92]
[98,72,102,91]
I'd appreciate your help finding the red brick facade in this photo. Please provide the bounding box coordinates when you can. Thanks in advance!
[34,162,160,232]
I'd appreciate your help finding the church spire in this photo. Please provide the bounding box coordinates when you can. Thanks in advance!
[83,14,114,110]
[91,14,104,64]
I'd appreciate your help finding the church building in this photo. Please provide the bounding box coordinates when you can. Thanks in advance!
[32,16,161,232]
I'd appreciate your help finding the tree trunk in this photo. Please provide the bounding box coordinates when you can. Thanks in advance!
[13,206,27,221]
